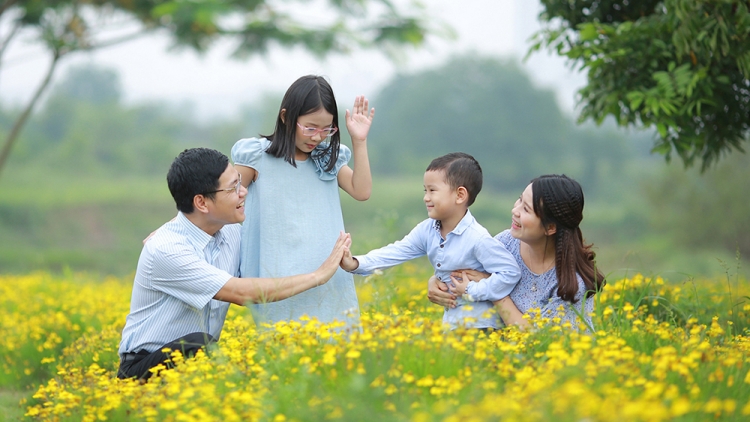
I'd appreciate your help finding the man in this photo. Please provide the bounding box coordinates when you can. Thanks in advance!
[117,148,350,380]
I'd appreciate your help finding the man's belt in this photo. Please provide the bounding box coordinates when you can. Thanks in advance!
[121,350,150,362]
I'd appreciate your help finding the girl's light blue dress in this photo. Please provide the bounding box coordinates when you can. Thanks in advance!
[231,138,360,327]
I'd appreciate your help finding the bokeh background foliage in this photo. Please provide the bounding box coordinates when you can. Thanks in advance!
[2,55,749,278]
[533,0,750,169]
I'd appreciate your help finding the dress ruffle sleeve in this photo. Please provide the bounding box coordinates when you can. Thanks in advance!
[310,143,351,181]
[231,137,269,170]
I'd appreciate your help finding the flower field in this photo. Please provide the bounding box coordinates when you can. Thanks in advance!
[2,265,750,421]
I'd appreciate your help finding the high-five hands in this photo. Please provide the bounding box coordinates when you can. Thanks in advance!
[316,232,352,283]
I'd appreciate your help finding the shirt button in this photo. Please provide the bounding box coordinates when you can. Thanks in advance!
[440,244,444,248]
[437,263,441,268]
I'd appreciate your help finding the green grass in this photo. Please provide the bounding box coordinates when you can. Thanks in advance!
[0,175,175,275]
[0,173,172,206]
[1,172,748,280]
[0,389,29,421]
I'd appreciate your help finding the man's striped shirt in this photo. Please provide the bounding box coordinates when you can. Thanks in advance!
[118,212,241,357]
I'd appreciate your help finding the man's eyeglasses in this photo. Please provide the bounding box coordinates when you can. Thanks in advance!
[296,122,338,138]
[205,173,242,195]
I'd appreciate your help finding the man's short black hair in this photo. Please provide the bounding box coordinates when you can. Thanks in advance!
[426,152,483,206]
[167,148,229,213]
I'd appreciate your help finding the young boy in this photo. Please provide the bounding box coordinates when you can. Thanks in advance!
[341,152,521,330]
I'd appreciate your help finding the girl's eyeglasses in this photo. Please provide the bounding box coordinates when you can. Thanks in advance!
[296,123,338,138]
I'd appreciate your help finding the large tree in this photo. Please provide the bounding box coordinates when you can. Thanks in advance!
[532,0,750,169]
[0,0,431,178]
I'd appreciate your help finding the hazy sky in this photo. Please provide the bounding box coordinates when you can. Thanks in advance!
[0,0,586,119]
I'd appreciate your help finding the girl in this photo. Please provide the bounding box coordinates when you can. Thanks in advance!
[231,75,374,327]
[429,174,605,330]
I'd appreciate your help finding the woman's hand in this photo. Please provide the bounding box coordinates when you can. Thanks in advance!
[493,296,531,330]
[345,95,375,143]
[427,275,457,309]
[450,269,490,282]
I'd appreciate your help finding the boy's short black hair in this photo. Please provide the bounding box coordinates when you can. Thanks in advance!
[426,152,483,206]
[167,148,229,213]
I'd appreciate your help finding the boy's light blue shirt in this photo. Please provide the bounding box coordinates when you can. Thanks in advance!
[352,210,521,329]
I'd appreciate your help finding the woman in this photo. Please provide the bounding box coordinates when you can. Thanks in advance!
[428,174,605,330]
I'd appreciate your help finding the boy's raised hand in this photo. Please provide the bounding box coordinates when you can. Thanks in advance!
[345,95,375,143]
[340,243,360,272]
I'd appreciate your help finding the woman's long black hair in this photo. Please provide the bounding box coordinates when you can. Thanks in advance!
[263,75,340,171]
[531,174,605,302]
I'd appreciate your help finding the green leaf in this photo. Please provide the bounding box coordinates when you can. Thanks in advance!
[660,99,677,116]
[616,21,633,34]
[626,91,645,110]
[656,123,668,138]
[152,2,179,18]
[578,23,599,42]
[651,140,672,155]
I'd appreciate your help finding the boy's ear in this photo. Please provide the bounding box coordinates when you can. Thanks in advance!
[456,186,469,204]
[544,223,557,236]
[193,194,210,214]
[280,109,287,124]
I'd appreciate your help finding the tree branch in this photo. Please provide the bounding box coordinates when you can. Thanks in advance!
[0,19,21,63]
[0,50,61,179]
[83,28,151,51]
[0,0,19,18]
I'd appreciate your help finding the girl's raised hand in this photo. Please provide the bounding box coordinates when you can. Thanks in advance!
[345,95,375,143]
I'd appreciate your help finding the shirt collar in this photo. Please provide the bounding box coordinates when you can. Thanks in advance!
[431,209,475,236]
[176,212,225,251]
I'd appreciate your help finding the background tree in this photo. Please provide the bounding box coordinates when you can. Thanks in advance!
[532,0,750,169]
[0,0,432,179]
[14,64,252,175]
[4,61,743,277]
[646,151,750,259]
[368,55,648,194]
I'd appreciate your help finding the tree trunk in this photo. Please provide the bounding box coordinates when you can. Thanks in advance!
[0,51,60,180]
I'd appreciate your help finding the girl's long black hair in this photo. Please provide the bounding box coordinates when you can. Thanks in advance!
[531,174,605,302]
[263,75,340,172]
